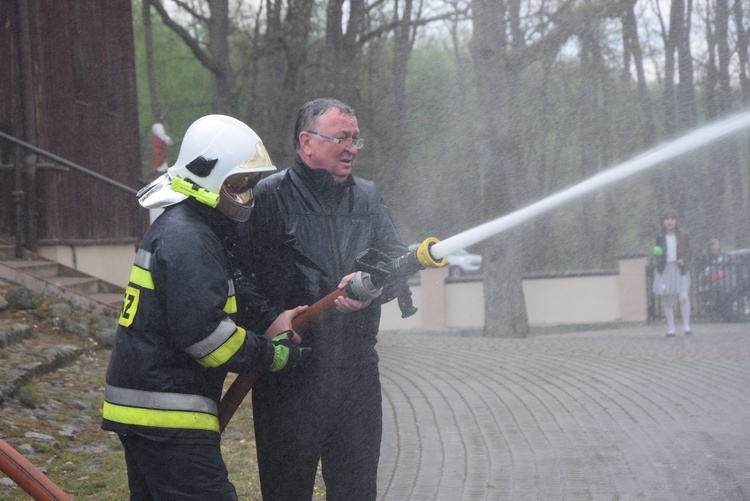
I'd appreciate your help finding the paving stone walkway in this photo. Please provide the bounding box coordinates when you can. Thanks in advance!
[376,323,750,501]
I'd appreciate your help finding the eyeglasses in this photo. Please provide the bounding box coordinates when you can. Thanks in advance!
[307,131,365,150]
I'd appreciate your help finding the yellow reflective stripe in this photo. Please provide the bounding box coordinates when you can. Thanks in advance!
[224,279,237,313]
[128,249,155,290]
[197,326,247,368]
[224,295,237,314]
[185,319,236,359]
[129,266,154,290]
[102,401,219,432]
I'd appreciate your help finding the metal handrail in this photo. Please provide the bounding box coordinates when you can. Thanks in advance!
[0,130,138,195]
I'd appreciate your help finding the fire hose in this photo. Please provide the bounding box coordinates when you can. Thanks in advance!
[0,438,71,501]
[218,238,446,431]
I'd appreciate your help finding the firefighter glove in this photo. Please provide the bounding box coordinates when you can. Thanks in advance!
[269,331,311,374]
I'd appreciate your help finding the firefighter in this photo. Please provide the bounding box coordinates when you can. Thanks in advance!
[102,114,310,500]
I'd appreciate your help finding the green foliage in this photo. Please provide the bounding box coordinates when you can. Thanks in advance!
[132,6,213,178]
[129,2,750,270]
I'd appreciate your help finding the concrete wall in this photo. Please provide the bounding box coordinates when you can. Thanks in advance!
[48,243,649,331]
[38,243,135,288]
[522,273,620,325]
[378,267,491,331]
[380,256,649,330]
[618,256,649,321]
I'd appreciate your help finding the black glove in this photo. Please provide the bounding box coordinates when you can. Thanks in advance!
[269,331,311,374]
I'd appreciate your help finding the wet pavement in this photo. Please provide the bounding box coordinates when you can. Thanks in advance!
[375,323,750,500]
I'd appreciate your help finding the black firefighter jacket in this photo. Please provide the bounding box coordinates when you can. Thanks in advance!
[237,156,408,372]
[102,199,274,444]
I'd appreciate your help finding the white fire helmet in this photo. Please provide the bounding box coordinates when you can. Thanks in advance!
[137,114,275,222]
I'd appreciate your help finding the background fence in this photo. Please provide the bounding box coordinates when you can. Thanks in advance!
[647,251,750,322]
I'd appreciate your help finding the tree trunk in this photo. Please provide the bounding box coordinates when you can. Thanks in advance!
[578,17,605,269]
[206,0,234,113]
[383,0,416,202]
[142,1,161,121]
[324,0,365,104]
[734,0,750,103]
[264,0,315,165]
[470,0,529,338]
[733,0,750,247]
[621,1,655,143]
[675,0,700,228]
[713,0,743,247]
[662,0,681,136]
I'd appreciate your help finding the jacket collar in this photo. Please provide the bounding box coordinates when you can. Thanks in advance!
[292,155,355,193]
[179,196,239,236]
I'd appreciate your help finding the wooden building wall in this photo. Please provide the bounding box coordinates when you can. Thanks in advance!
[0,1,146,247]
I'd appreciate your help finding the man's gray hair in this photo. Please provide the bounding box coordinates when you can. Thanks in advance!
[294,98,356,151]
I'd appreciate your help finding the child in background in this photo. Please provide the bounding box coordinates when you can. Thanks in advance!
[652,208,692,337]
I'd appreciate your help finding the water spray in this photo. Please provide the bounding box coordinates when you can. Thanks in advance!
[219,108,750,431]
[431,108,750,258]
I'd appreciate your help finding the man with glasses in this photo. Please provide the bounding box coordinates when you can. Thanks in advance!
[236,98,409,500]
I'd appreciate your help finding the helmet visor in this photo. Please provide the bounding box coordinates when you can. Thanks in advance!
[222,172,261,202]
[216,172,262,222]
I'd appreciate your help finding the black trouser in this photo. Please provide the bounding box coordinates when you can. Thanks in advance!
[119,434,238,501]
[252,364,383,501]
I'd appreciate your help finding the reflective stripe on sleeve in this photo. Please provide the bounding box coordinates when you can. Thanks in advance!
[184,319,246,368]
[224,279,237,314]
[129,249,155,290]
[224,296,237,314]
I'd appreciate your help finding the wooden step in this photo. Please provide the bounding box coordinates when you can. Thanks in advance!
[47,276,102,295]
[0,260,60,279]
[90,292,125,309]
[0,261,121,317]
[0,244,18,261]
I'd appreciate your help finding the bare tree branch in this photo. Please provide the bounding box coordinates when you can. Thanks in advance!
[147,0,223,75]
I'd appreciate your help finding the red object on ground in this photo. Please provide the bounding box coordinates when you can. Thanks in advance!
[0,438,71,500]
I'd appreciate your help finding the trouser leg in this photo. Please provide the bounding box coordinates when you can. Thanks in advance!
[253,376,321,501]
[120,436,154,501]
[118,434,238,501]
[322,365,382,501]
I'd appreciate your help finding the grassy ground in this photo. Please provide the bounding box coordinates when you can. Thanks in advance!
[0,298,325,500]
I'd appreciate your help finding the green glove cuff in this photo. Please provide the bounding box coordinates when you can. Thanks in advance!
[653,245,663,255]
[270,344,289,372]
[269,331,293,372]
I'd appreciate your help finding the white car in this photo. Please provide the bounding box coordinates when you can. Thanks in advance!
[408,244,482,277]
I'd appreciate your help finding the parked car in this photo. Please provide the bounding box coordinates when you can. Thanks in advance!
[408,244,482,277]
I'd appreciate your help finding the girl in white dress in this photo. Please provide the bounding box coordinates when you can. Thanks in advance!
[652,208,692,337]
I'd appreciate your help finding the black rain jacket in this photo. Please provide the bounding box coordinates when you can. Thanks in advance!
[237,156,408,370]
